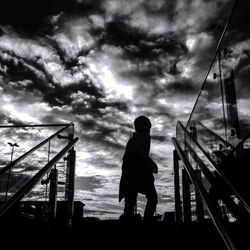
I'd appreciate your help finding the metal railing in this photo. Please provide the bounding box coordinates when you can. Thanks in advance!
[172,137,237,250]
[172,1,250,248]
[0,123,78,225]
[178,121,250,216]
[185,141,249,224]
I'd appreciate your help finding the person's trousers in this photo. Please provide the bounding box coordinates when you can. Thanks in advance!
[144,186,158,220]
[124,186,158,219]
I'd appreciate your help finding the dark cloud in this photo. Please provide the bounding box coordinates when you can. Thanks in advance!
[151,135,167,142]
[0,50,55,87]
[0,0,103,34]
[166,78,198,94]
[0,0,63,33]
[104,19,188,59]
[227,0,250,41]
[142,1,177,21]
[44,82,103,108]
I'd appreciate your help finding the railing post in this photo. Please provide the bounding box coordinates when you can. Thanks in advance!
[49,168,58,219]
[174,150,182,223]
[195,169,204,222]
[65,148,76,229]
[182,169,191,223]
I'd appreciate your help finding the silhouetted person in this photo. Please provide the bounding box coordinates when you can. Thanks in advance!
[119,116,158,221]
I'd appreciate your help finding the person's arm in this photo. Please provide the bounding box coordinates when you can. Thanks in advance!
[131,140,158,174]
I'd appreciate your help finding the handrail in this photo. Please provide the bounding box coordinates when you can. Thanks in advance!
[0,137,79,219]
[0,123,73,176]
[177,121,250,214]
[172,137,237,250]
[196,121,233,148]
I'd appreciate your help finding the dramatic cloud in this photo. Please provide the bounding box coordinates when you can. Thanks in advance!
[0,0,249,218]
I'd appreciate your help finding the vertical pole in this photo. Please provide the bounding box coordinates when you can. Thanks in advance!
[195,169,204,222]
[65,148,76,229]
[174,150,182,223]
[49,168,58,219]
[5,145,16,201]
[182,169,191,223]
[223,70,240,138]
[10,146,14,162]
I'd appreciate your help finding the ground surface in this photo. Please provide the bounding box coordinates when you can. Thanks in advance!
[1,215,230,250]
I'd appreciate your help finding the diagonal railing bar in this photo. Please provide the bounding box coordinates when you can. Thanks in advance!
[0,123,73,176]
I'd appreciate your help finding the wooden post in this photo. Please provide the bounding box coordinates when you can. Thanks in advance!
[174,150,182,223]
[182,169,191,223]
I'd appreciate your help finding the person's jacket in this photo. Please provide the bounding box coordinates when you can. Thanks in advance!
[119,132,157,202]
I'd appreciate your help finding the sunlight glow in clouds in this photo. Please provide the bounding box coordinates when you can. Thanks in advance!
[3,104,40,123]
[186,36,196,51]
[89,63,134,100]
[100,66,133,100]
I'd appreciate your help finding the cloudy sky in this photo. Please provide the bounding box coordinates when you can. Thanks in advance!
[0,0,249,218]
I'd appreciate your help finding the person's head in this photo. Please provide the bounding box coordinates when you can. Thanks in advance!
[134,116,151,134]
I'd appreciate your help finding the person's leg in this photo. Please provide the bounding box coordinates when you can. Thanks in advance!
[124,192,137,217]
[144,185,158,220]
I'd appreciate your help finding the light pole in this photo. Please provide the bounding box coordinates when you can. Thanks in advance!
[5,142,19,201]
